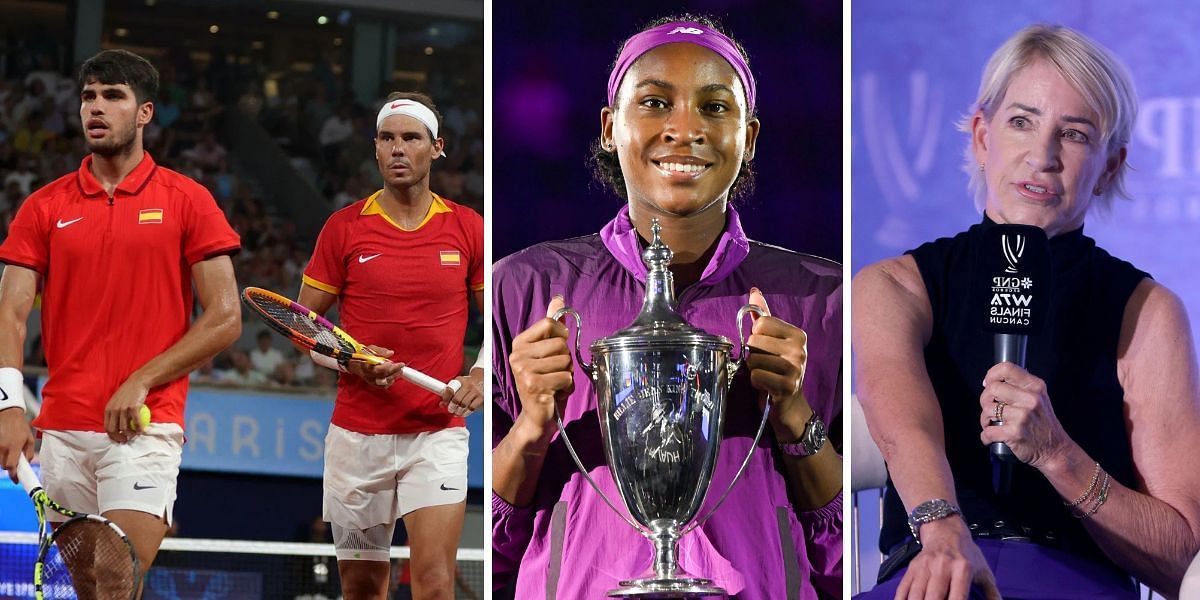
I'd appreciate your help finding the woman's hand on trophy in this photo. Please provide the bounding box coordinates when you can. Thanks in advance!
[744,288,814,439]
[510,295,577,439]
[977,362,1073,469]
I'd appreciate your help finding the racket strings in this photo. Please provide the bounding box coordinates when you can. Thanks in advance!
[43,519,136,599]
[249,294,356,354]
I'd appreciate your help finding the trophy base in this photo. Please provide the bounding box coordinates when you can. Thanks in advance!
[608,576,727,598]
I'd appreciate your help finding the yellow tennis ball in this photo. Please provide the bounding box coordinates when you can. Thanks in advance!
[130,405,151,429]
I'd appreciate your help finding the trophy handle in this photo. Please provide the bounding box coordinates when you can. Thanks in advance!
[682,303,772,535]
[732,303,765,366]
[548,306,645,533]
[550,307,593,373]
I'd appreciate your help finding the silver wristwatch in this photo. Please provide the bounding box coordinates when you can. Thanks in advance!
[907,499,961,544]
[778,412,827,458]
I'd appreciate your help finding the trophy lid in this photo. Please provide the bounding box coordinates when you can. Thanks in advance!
[592,219,731,352]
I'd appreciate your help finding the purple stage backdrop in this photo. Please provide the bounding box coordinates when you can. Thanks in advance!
[494,0,841,263]
[852,1,1200,594]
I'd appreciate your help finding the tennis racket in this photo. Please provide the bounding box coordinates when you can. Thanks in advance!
[12,455,139,600]
[241,286,459,395]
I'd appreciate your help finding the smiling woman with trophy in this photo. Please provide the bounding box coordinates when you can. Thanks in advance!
[491,14,843,599]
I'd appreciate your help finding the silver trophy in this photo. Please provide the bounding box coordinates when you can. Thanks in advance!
[553,219,769,598]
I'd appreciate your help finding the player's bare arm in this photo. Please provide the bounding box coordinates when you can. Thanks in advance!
[0,265,38,479]
[442,287,486,416]
[492,295,575,506]
[744,288,842,510]
[104,255,241,442]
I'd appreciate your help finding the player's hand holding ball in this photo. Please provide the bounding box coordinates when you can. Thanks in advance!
[104,377,151,443]
[130,405,152,431]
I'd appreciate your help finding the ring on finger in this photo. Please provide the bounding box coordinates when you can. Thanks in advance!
[993,399,1006,421]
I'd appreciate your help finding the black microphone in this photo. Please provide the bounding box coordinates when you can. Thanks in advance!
[970,223,1051,494]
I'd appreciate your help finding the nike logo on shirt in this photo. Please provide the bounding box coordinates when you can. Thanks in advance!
[440,483,459,491]
[56,218,83,229]
[358,254,383,263]
[133,482,156,490]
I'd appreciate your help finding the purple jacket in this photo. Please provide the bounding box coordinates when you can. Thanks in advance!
[492,206,843,599]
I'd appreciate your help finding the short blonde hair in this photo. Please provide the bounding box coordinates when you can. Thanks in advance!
[959,24,1138,211]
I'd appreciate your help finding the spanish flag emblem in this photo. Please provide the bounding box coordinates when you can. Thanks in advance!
[139,208,164,224]
[439,250,461,266]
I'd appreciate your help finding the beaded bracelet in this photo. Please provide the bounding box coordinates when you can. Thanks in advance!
[1080,471,1112,519]
[1065,461,1102,508]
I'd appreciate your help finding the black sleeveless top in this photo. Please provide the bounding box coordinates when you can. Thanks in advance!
[879,217,1149,564]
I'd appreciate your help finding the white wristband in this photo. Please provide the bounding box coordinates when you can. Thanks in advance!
[471,336,488,373]
[309,350,348,373]
[0,367,26,413]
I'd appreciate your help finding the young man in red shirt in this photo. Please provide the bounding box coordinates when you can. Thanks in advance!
[0,50,241,587]
[299,92,484,600]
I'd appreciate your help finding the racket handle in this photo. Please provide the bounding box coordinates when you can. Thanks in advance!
[399,366,453,395]
[15,454,41,496]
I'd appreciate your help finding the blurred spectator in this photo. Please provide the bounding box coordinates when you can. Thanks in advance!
[249,329,286,377]
[191,77,222,129]
[189,358,220,385]
[4,154,36,196]
[182,131,228,172]
[318,103,353,166]
[217,349,269,386]
[237,81,265,119]
[12,110,52,155]
[332,173,362,210]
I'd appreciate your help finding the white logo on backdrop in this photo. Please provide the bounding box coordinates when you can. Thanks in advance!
[860,71,945,248]
[1130,97,1200,224]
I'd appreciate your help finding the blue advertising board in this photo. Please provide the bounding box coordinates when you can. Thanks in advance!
[181,387,484,487]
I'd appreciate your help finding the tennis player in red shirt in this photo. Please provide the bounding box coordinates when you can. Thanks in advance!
[0,50,241,587]
[298,92,484,600]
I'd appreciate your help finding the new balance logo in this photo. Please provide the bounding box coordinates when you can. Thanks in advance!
[133,482,156,491]
[439,483,459,491]
[358,253,382,264]
[668,27,704,35]
[56,217,83,229]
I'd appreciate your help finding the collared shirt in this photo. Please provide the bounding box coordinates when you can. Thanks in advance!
[492,205,843,599]
[0,153,240,431]
[304,191,484,434]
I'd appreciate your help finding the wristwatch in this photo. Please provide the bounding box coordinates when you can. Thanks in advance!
[778,411,827,458]
[907,499,961,544]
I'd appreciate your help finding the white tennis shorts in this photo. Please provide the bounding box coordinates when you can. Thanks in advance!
[322,424,468,530]
[38,423,184,524]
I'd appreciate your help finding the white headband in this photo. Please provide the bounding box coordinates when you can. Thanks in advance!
[376,99,445,157]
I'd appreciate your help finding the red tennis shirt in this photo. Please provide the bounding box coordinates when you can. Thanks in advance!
[0,153,240,431]
[303,191,484,434]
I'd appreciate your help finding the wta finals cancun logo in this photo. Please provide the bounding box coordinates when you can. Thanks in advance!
[1002,233,1024,273]
[990,234,1034,326]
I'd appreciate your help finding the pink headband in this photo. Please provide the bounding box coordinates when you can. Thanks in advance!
[606,21,756,114]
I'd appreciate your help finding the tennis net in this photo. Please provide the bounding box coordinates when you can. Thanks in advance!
[0,532,484,599]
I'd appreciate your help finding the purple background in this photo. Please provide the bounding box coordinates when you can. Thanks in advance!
[493,0,842,262]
